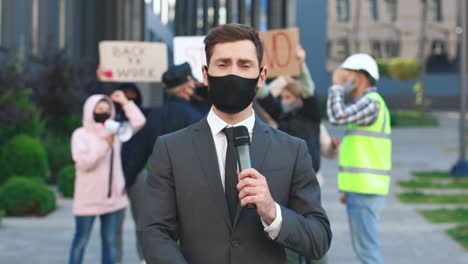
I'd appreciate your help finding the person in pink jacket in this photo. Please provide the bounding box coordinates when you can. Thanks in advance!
[69,90,146,264]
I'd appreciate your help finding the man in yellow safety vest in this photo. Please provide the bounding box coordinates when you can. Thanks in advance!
[327,53,391,264]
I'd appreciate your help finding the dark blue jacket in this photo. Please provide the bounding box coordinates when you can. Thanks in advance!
[123,96,203,187]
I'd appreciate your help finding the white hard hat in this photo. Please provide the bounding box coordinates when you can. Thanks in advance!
[340,53,379,81]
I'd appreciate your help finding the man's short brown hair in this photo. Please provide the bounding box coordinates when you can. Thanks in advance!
[204,23,263,66]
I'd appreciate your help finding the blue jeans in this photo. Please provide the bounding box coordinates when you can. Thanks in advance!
[69,209,124,264]
[346,193,385,264]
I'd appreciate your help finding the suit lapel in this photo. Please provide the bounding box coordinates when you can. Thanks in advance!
[192,118,232,229]
[233,117,272,228]
[250,118,272,172]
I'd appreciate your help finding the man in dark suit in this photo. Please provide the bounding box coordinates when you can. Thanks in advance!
[138,23,332,264]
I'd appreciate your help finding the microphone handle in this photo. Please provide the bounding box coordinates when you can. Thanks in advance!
[236,145,256,209]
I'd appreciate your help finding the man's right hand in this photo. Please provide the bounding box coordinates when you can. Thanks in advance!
[331,137,340,150]
[332,69,351,85]
[340,193,346,204]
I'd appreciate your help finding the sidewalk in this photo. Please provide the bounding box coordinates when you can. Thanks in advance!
[323,112,468,263]
[1,112,468,263]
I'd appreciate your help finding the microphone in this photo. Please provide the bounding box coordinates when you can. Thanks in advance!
[233,126,256,209]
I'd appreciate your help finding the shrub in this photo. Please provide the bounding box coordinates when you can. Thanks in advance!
[376,58,390,78]
[388,58,420,82]
[0,177,56,216]
[45,115,81,138]
[390,110,439,127]
[0,49,43,145]
[0,134,49,184]
[0,115,45,145]
[34,49,92,120]
[57,165,75,198]
[42,135,72,183]
[0,209,4,224]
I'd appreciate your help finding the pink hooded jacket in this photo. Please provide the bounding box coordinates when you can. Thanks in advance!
[71,95,146,216]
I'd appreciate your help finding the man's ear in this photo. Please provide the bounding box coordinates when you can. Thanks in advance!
[202,65,209,87]
[257,66,268,88]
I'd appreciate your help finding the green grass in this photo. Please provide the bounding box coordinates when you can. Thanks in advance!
[419,209,468,223]
[402,170,468,251]
[397,192,468,204]
[390,110,439,127]
[398,179,468,189]
[448,225,468,250]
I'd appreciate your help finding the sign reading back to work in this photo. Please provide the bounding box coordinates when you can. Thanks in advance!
[259,28,300,78]
[173,36,206,81]
[98,41,168,82]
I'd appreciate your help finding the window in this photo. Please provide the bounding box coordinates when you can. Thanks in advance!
[336,0,350,22]
[370,40,382,57]
[336,38,350,61]
[369,0,379,21]
[432,0,443,22]
[386,0,397,22]
[431,40,447,56]
[385,40,400,57]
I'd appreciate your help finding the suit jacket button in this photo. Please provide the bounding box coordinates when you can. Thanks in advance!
[231,241,239,248]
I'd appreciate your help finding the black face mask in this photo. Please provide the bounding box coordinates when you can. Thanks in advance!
[94,113,110,123]
[205,66,261,114]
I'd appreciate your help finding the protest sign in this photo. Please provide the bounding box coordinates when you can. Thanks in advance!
[98,41,168,82]
[259,28,300,77]
[173,36,206,81]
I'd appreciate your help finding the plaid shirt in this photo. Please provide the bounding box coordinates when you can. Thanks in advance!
[327,85,380,126]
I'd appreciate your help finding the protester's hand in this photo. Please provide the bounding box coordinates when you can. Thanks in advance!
[105,134,115,146]
[238,168,277,225]
[331,137,340,150]
[340,193,346,204]
[332,69,352,85]
[283,75,294,83]
[111,90,129,106]
[296,45,306,66]
[96,64,104,81]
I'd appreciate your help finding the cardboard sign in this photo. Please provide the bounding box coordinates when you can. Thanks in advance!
[98,41,168,82]
[173,36,206,81]
[259,28,300,77]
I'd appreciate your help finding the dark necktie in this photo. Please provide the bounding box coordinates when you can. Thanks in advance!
[223,127,239,222]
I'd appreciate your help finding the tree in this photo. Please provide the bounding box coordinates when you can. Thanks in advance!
[388,58,424,111]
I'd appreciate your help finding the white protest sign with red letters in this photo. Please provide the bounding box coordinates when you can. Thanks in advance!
[259,28,300,78]
[98,41,168,82]
[173,36,206,81]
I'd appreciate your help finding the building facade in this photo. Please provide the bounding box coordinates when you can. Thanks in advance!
[297,0,461,109]
[327,0,459,72]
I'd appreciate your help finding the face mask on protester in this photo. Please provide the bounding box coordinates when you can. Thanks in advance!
[205,66,262,114]
[343,76,358,94]
[281,101,299,113]
[94,113,110,123]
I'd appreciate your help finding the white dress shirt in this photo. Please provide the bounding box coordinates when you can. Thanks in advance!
[206,108,282,239]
